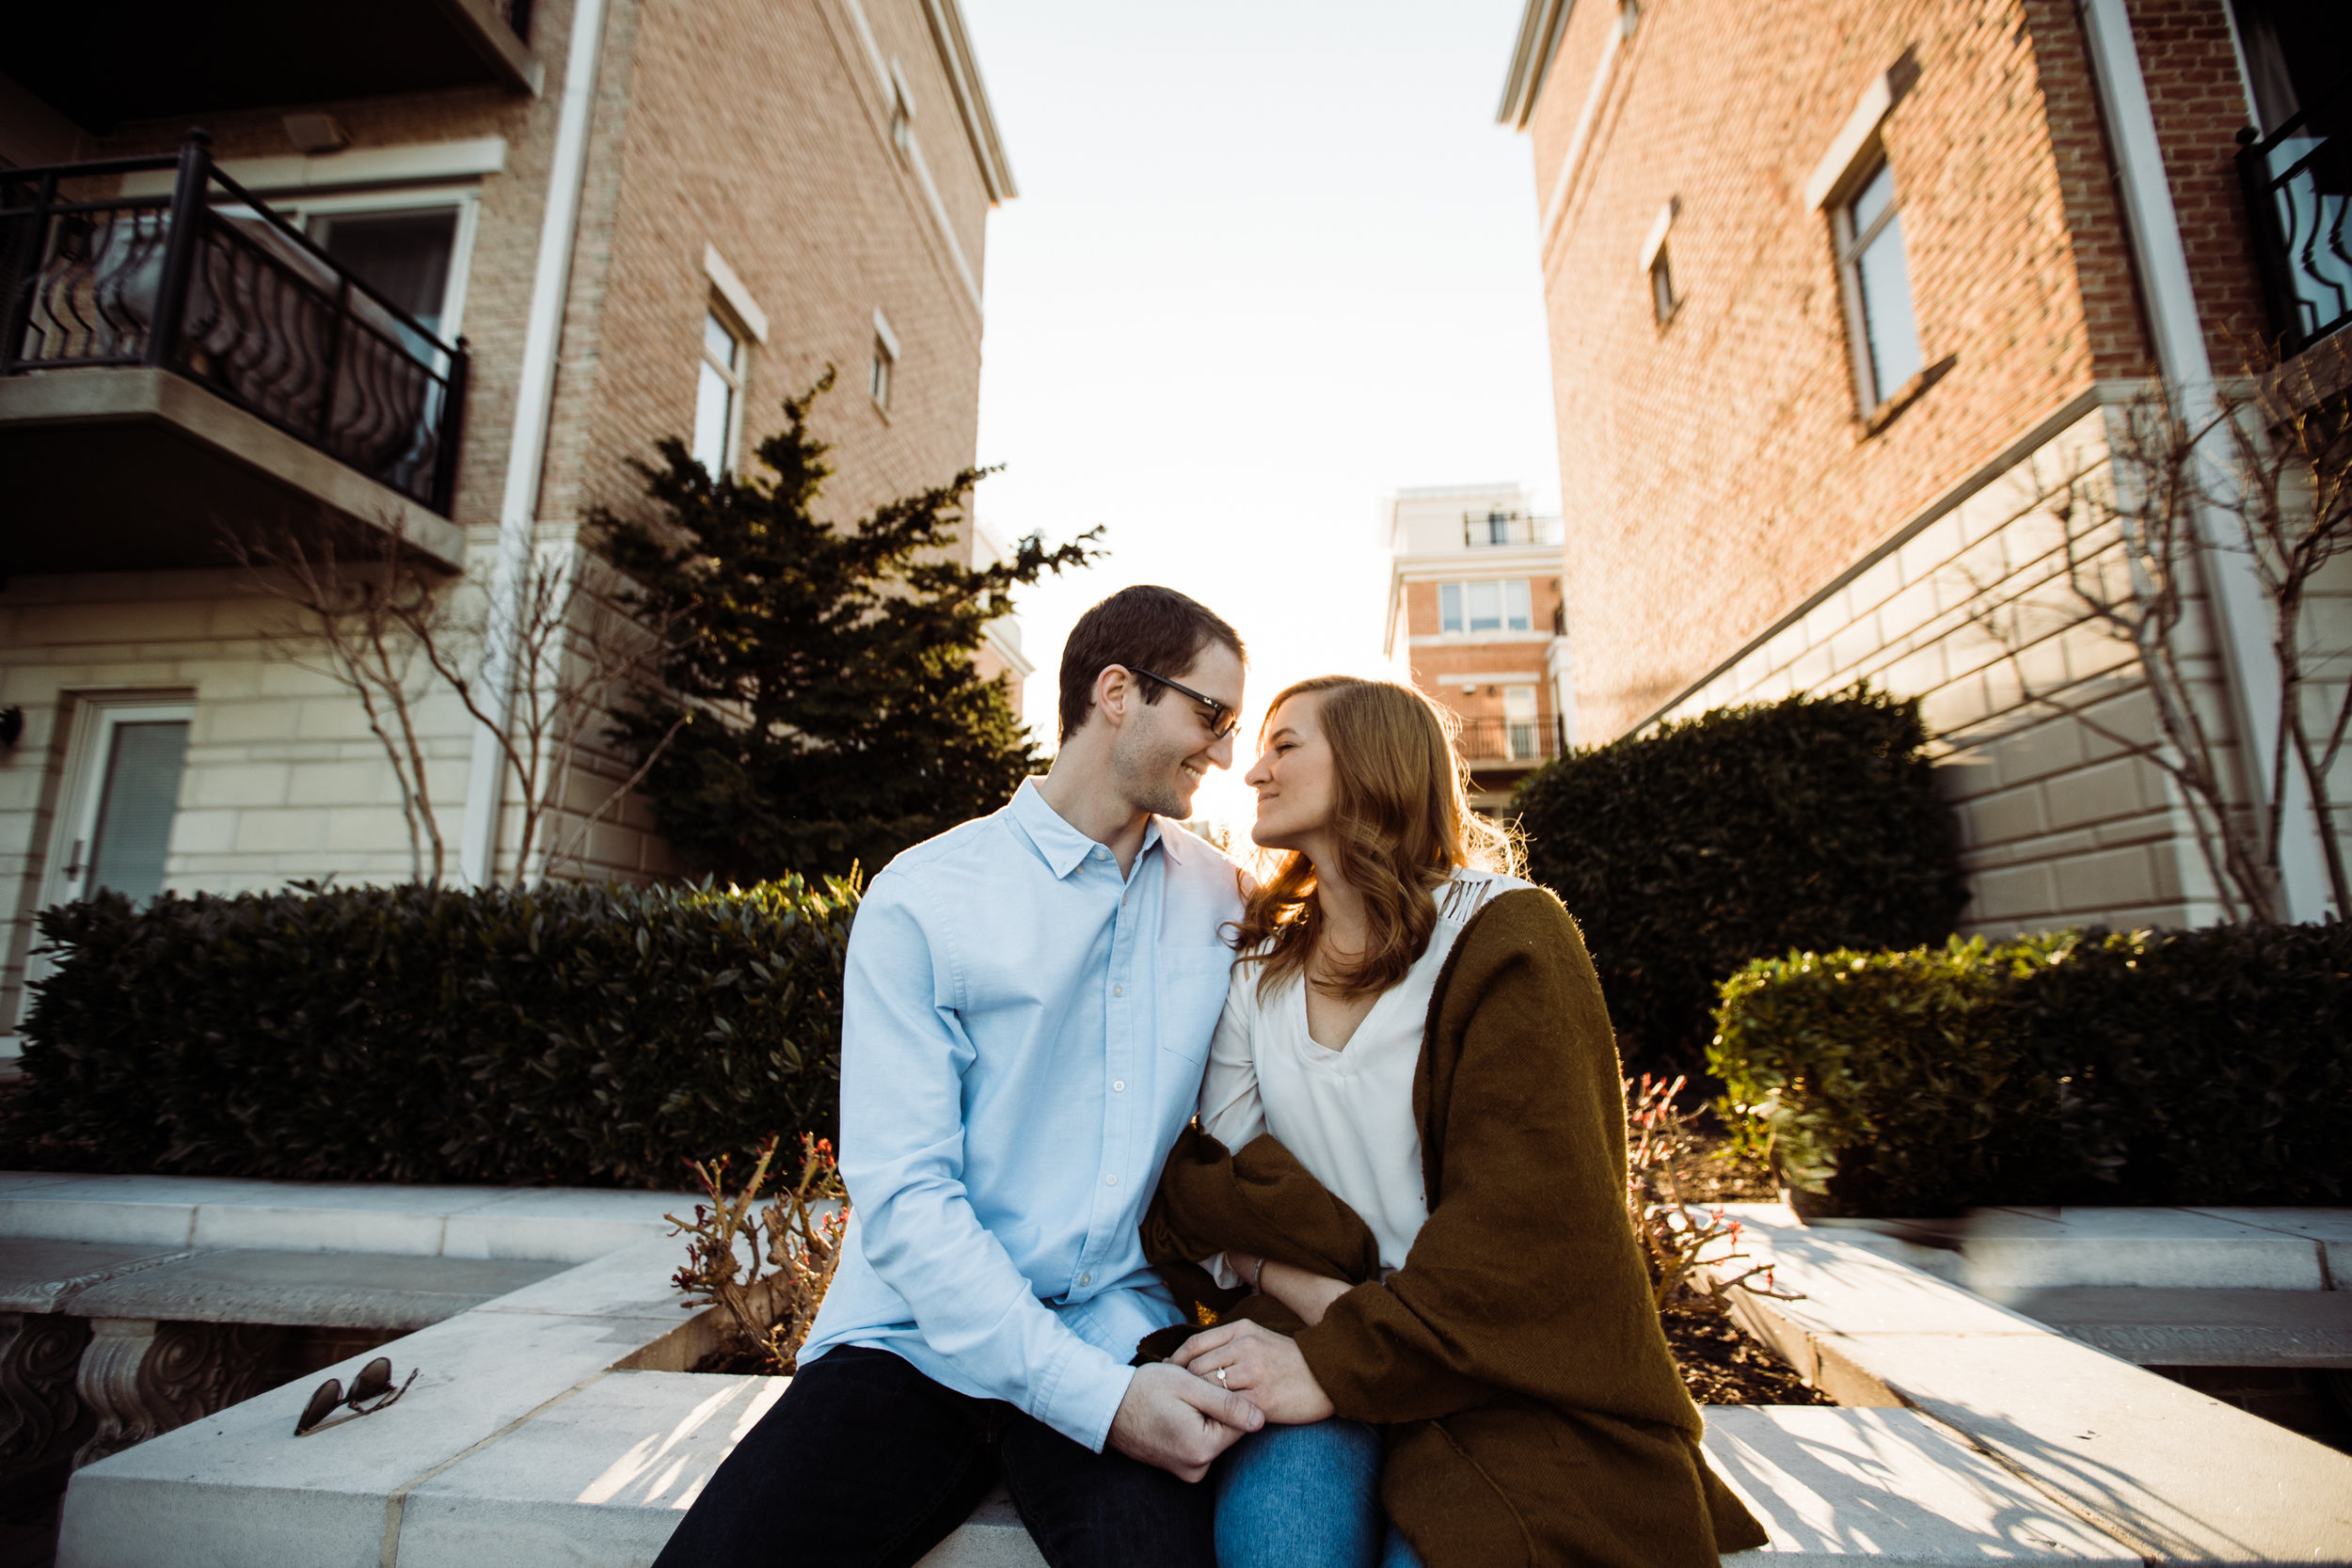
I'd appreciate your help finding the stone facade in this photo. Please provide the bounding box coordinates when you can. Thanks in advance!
[0,0,1015,1044]
[1498,0,2345,934]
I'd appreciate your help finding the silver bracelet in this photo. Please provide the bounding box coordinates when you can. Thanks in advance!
[1248,1256,1265,1291]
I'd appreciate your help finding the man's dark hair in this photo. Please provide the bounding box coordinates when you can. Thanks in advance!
[1057,586,1247,743]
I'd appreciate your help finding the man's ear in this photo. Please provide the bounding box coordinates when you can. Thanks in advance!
[1092,664,1136,731]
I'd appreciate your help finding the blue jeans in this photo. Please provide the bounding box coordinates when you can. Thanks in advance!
[1212,1419,1424,1568]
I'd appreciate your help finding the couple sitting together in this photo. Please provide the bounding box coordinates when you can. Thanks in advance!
[654,586,1766,1568]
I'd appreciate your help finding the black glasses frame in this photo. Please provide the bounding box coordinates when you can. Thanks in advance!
[294,1355,418,1436]
[1127,667,1239,740]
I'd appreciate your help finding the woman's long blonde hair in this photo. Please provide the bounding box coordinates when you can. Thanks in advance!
[1229,676,1522,1001]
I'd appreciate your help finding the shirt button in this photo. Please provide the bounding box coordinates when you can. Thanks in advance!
[1113,985,1125,997]
[1112,1080,1126,1092]
[1104,1174,1119,1187]
[1079,1273,1092,1286]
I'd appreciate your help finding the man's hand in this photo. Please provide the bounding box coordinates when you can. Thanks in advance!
[1168,1320,1336,1425]
[1107,1362,1264,1482]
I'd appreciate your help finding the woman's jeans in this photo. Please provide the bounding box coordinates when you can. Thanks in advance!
[1212,1418,1424,1568]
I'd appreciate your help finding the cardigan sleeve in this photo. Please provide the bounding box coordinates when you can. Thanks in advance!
[1294,893,1699,1437]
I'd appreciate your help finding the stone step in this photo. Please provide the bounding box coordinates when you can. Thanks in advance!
[0,1239,565,1329]
[1986,1286,2352,1368]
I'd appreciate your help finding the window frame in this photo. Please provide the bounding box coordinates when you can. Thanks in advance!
[1830,153,1921,413]
[251,186,482,352]
[1436,578,1535,638]
[42,697,196,910]
[693,304,750,475]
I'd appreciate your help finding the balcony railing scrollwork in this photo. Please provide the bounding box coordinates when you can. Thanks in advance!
[2238,79,2352,357]
[0,133,468,515]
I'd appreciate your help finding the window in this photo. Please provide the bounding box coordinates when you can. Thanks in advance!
[1649,246,1677,323]
[693,309,744,474]
[1486,510,1511,545]
[1438,580,1534,635]
[869,334,894,410]
[50,701,193,907]
[1836,158,1923,409]
[310,207,461,342]
[1504,686,1539,760]
[890,92,914,160]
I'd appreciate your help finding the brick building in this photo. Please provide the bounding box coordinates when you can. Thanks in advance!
[1497,0,2348,933]
[1383,483,1573,806]
[0,0,1016,1049]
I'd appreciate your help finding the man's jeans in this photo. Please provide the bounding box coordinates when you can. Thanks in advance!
[648,1345,1216,1568]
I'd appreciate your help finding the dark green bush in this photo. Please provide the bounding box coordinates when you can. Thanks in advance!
[1711,923,2352,1214]
[11,877,857,1188]
[1512,689,1968,1080]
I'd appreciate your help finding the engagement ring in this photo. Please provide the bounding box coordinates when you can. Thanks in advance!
[1215,1367,1228,1386]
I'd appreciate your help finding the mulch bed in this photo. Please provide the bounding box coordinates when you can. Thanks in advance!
[1663,1300,1835,1405]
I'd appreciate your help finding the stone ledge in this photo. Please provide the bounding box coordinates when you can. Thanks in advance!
[1982,1287,2352,1368]
[1713,1206,2352,1562]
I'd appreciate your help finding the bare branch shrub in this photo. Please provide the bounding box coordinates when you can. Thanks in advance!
[1964,356,2352,923]
[233,523,701,887]
[1626,1075,1800,1316]
[666,1132,850,1374]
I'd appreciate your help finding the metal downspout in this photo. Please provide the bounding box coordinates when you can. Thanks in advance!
[459,0,611,889]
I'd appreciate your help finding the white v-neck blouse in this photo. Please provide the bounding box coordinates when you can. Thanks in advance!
[1198,868,1532,1278]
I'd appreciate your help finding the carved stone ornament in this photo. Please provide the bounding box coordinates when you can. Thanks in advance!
[75,1318,286,1468]
[0,1312,94,1499]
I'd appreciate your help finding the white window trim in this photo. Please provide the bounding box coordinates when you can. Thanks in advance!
[1437,578,1535,638]
[119,138,509,199]
[703,244,771,344]
[43,699,196,912]
[698,305,751,474]
[870,309,899,413]
[219,186,482,347]
[1833,159,1909,411]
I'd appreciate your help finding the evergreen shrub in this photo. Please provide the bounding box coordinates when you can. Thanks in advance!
[1711,923,2352,1214]
[10,877,857,1187]
[1512,689,1968,1080]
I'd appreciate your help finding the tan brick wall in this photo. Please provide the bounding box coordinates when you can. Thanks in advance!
[1527,0,2167,744]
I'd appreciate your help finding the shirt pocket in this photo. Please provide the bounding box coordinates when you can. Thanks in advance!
[1156,947,1235,1064]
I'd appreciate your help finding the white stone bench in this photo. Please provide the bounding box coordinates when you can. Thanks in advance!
[20,1175,2352,1566]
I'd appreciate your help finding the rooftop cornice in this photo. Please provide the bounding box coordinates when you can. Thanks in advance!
[1496,0,1574,129]
[922,0,1018,202]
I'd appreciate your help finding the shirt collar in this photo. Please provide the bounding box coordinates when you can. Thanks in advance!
[1008,778,1179,879]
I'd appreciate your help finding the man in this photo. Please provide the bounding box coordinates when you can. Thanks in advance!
[654,585,1263,1568]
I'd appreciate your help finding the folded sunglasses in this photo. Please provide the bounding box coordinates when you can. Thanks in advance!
[294,1355,418,1436]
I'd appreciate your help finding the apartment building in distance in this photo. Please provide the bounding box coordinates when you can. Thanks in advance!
[1385,483,1573,807]
[1498,0,2348,934]
[0,0,1016,1050]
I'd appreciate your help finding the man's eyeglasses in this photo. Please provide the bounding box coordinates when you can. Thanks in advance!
[294,1355,417,1436]
[1128,668,1239,741]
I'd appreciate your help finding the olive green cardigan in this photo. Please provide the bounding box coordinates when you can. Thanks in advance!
[1139,888,1767,1568]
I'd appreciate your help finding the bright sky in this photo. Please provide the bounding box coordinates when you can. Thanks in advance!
[959,0,1563,834]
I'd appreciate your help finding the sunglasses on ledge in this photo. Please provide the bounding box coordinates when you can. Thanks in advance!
[1127,667,1240,741]
[295,1355,417,1436]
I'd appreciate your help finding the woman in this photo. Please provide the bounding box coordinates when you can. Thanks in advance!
[1136,677,1764,1568]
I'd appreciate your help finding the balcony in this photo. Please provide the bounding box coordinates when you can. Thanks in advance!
[1454,716,1564,770]
[1462,509,1565,548]
[2238,78,2350,356]
[0,136,468,575]
[5,1,537,135]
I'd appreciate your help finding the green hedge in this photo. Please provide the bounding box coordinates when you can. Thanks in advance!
[1512,689,1968,1081]
[10,877,857,1188]
[1711,923,2352,1214]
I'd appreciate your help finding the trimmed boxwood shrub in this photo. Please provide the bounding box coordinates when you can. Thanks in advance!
[1512,689,1968,1081]
[1711,923,2352,1214]
[9,877,857,1188]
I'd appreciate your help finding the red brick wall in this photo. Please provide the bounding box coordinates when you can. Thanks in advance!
[1524,0,2173,740]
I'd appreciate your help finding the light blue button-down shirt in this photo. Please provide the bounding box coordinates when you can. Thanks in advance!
[800,779,1247,1450]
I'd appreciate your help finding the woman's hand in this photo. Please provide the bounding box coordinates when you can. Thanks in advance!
[1169,1320,1336,1424]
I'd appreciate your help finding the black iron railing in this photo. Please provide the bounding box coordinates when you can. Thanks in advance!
[1461,510,1564,547]
[2238,81,2352,356]
[1454,716,1561,766]
[0,133,468,515]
